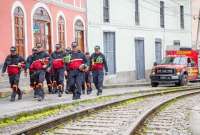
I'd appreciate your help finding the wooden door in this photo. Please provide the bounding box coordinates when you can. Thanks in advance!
[14,7,25,57]
[76,30,84,52]
[33,7,51,53]
[33,21,51,53]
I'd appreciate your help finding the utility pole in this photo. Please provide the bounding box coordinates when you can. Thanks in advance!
[195,9,200,49]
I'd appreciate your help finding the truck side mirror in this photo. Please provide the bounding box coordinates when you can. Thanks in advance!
[154,62,158,66]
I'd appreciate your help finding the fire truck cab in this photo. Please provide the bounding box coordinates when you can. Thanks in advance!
[150,47,199,87]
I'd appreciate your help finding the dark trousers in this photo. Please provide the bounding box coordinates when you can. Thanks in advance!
[29,72,35,87]
[65,74,70,91]
[83,72,92,92]
[45,71,52,85]
[9,74,22,100]
[92,70,104,93]
[53,68,65,87]
[68,70,83,99]
[9,74,20,88]
[33,70,46,98]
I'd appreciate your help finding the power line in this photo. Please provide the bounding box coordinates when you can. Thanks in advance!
[142,0,193,17]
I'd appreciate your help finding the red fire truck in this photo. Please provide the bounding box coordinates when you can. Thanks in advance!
[150,47,199,87]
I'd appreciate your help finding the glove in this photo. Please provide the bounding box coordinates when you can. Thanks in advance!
[64,71,68,76]
[105,72,108,76]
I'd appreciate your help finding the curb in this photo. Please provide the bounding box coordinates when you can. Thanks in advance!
[103,82,150,89]
[0,82,150,98]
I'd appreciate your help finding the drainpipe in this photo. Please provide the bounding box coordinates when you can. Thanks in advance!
[196,9,200,49]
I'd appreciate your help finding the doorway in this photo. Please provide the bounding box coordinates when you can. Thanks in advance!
[33,7,52,53]
[135,38,145,80]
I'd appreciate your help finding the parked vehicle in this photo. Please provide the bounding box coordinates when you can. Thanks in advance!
[150,47,199,87]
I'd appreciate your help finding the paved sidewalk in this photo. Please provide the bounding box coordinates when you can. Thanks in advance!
[190,105,200,135]
[0,86,164,119]
[0,73,150,98]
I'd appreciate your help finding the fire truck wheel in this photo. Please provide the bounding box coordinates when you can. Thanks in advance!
[151,82,159,87]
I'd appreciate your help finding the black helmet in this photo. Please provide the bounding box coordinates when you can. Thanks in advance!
[71,42,78,48]
[10,46,16,52]
[36,43,42,49]
[94,45,100,50]
[55,44,61,49]
[32,47,38,52]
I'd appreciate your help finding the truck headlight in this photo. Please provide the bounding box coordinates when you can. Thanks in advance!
[176,69,181,75]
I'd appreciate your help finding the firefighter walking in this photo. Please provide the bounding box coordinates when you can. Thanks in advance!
[1,46,25,102]
[90,46,108,96]
[83,52,93,95]
[50,44,67,97]
[29,44,50,101]
[25,47,38,98]
[67,42,88,100]
[64,47,72,94]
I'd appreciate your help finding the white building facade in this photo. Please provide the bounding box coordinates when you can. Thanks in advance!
[86,0,192,84]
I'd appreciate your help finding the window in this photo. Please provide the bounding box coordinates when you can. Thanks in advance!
[135,0,139,25]
[58,16,65,48]
[155,39,162,64]
[160,1,165,28]
[174,40,180,46]
[103,0,110,22]
[180,5,184,29]
[75,20,85,52]
[14,7,25,57]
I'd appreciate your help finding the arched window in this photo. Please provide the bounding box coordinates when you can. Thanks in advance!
[33,7,52,53]
[14,7,25,57]
[75,19,84,52]
[58,16,65,48]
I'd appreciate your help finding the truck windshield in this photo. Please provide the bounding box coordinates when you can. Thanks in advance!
[161,57,182,65]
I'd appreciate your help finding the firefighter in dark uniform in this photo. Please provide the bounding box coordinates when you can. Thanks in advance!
[45,49,53,94]
[68,42,88,100]
[86,52,93,95]
[25,47,38,98]
[50,44,67,97]
[82,52,93,95]
[29,44,50,101]
[64,47,72,94]
[90,45,108,96]
[1,46,25,101]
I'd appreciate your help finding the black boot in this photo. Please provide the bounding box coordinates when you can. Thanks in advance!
[10,91,16,102]
[65,89,70,94]
[34,89,38,98]
[17,89,23,100]
[58,90,62,97]
[48,86,52,94]
[72,94,76,100]
[37,89,44,101]
[57,85,62,97]
[97,89,102,96]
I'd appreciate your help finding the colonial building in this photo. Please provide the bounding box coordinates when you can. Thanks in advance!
[0,0,86,63]
[87,0,192,84]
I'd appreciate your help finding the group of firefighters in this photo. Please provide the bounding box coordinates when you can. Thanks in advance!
[1,42,108,102]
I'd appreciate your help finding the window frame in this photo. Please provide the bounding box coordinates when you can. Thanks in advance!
[180,5,184,29]
[160,1,165,28]
[103,0,110,23]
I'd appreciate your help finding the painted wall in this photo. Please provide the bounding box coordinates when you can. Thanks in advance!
[0,0,86,63]
[87,0,192,83]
